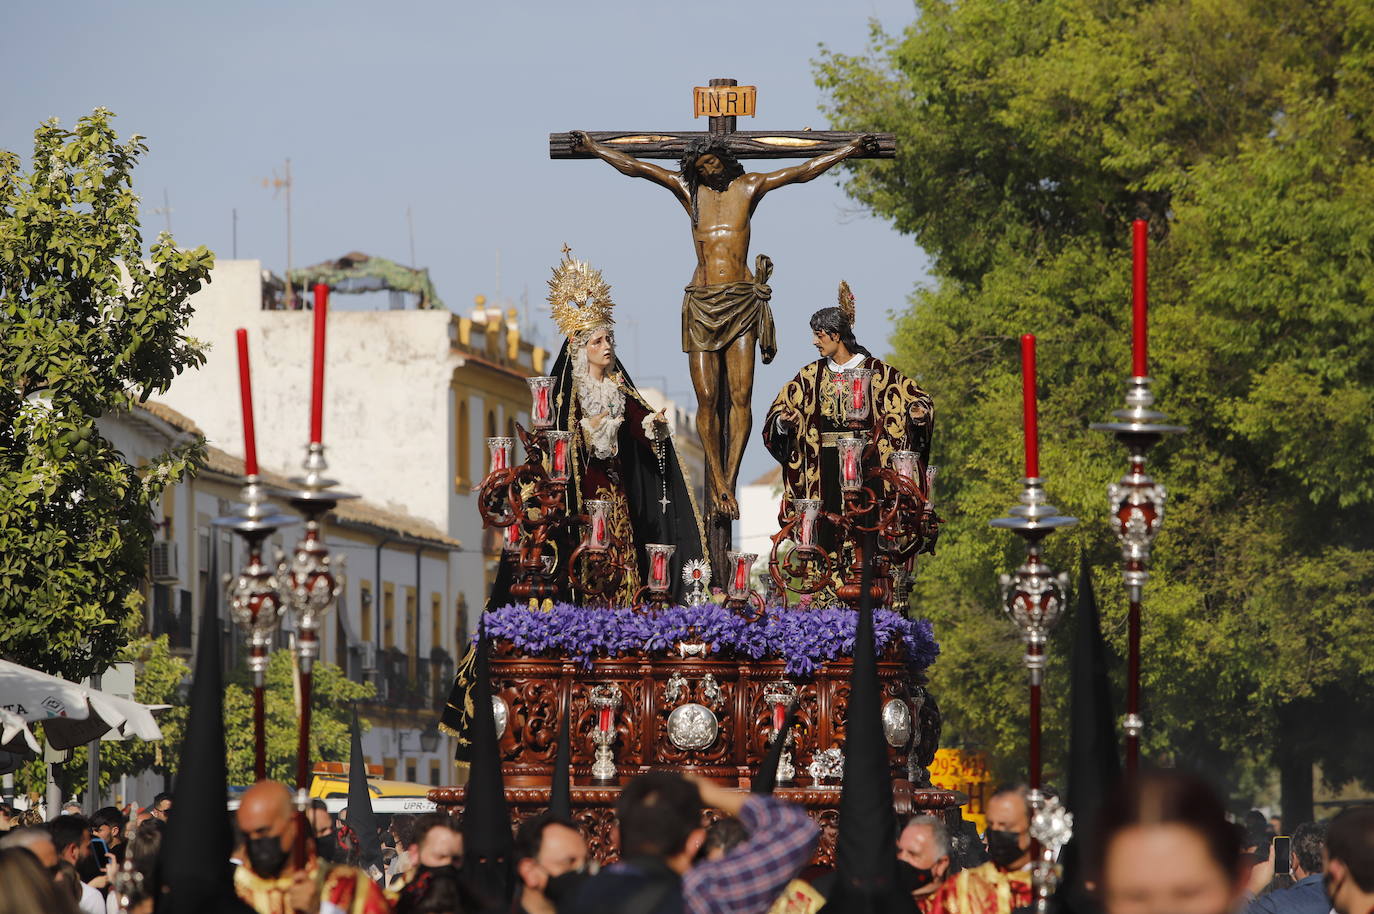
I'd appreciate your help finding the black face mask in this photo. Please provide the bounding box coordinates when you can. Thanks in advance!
[247,835,290,879]
[897,860,936,893]
[544,868,590,903]
[315,833,339,863]
[986,829,1024,869]
[417,863,460,880]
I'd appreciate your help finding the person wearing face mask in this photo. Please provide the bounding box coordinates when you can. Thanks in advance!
[512,812,590,914]
[898,815,953,913]
[306,802,340,865]
[1323,806,1374,914]
[392,814,488,914]
[233,780,391,914]
[929,786,1033,914]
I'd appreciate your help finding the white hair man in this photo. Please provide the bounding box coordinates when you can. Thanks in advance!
[898,814,954,912]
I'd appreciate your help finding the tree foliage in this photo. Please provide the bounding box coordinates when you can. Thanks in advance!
[221,652,375,786]
[0,109,212,680]
[816,0,1374,807]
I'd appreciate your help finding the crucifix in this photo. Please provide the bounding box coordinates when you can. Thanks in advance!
[551,78,895,581]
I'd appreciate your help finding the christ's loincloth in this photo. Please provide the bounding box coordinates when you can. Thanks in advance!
[681,253,777,364]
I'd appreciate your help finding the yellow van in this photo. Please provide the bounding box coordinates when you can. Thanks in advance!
[307,762,437,815]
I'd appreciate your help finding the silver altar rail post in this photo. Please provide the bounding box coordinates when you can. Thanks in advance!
[991,477,1076,913]
[1090,376,1183,778]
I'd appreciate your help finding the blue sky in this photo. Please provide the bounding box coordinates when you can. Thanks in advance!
[1,0,931,484]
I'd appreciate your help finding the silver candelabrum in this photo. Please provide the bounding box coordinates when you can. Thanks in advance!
[214,474,297,782]
[1090,375,1183,776]
[990,476,1076,908]
[278,441,357,815]
[589,684,623,783]
[215,440,356,809]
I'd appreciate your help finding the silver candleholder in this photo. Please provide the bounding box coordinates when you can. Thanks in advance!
[214,475,297,782]
[277,441,358,814]
[763,681,799,786]
[1029,794,1075,914]
[1090,375,1184,776]
[589,684,622,784]
[991,476,1076,905]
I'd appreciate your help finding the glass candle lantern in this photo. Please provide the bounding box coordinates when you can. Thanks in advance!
[545,430,573,482]
[925,464,939,501]
[585,499,610,550]
[527,376,556,429]
[645,543,676,593]
[487,436,514,474]
[890,449,919,483]
[502,520,521,553]
[792,498,821,549]
[837,437,865,491]
[839,368,873,423]
[725,551,757,601]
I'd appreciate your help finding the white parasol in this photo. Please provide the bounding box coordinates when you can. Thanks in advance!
[0,659,167,751]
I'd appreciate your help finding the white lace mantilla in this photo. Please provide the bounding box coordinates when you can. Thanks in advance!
[577,371,626,460]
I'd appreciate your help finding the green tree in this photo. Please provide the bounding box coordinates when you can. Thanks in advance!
[816,0,1374,819]
[0,109,212,681]
[222,651,375,786]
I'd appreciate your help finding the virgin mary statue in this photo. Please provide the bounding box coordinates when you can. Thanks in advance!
[544,247,705,605]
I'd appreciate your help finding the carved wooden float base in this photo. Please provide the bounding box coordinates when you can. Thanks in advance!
[428,784,965,867]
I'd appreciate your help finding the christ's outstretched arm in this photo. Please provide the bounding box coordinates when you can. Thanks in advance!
[755,134,877,195]
[571,130,689,207]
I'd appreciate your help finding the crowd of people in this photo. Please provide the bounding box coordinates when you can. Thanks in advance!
[1,772,1371,914]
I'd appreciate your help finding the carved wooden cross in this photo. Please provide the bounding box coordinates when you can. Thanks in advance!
[549,77,896,161]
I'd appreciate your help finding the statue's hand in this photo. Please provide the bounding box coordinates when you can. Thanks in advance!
[854,133,879,155]
[570,130,591,151]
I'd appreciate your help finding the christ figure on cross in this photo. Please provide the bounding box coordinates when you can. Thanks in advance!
[570,129,876,520]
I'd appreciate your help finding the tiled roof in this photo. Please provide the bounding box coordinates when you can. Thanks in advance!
[201,444,461,551]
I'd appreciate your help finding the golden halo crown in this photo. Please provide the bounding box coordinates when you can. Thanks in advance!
[548,244,615,338]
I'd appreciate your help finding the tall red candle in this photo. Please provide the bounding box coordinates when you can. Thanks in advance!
[772,702,785,733]
[310,283,329,444]
[235,328,259,476]
[1021,334,1040,479]
[598,707,612,732]
[1132,219,1148,378]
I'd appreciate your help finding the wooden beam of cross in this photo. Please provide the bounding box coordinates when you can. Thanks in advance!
[549,77,896,160]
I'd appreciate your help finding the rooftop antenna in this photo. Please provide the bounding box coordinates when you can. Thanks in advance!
[152,188,173,234]
[261,158,293,307]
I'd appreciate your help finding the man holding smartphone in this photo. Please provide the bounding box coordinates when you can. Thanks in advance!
[1246,823,1330,914]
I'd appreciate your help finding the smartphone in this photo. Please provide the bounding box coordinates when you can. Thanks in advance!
[90,837,109,859]
[1273,835,1291,875]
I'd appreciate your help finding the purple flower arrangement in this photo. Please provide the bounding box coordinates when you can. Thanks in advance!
[481,603,940,677]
